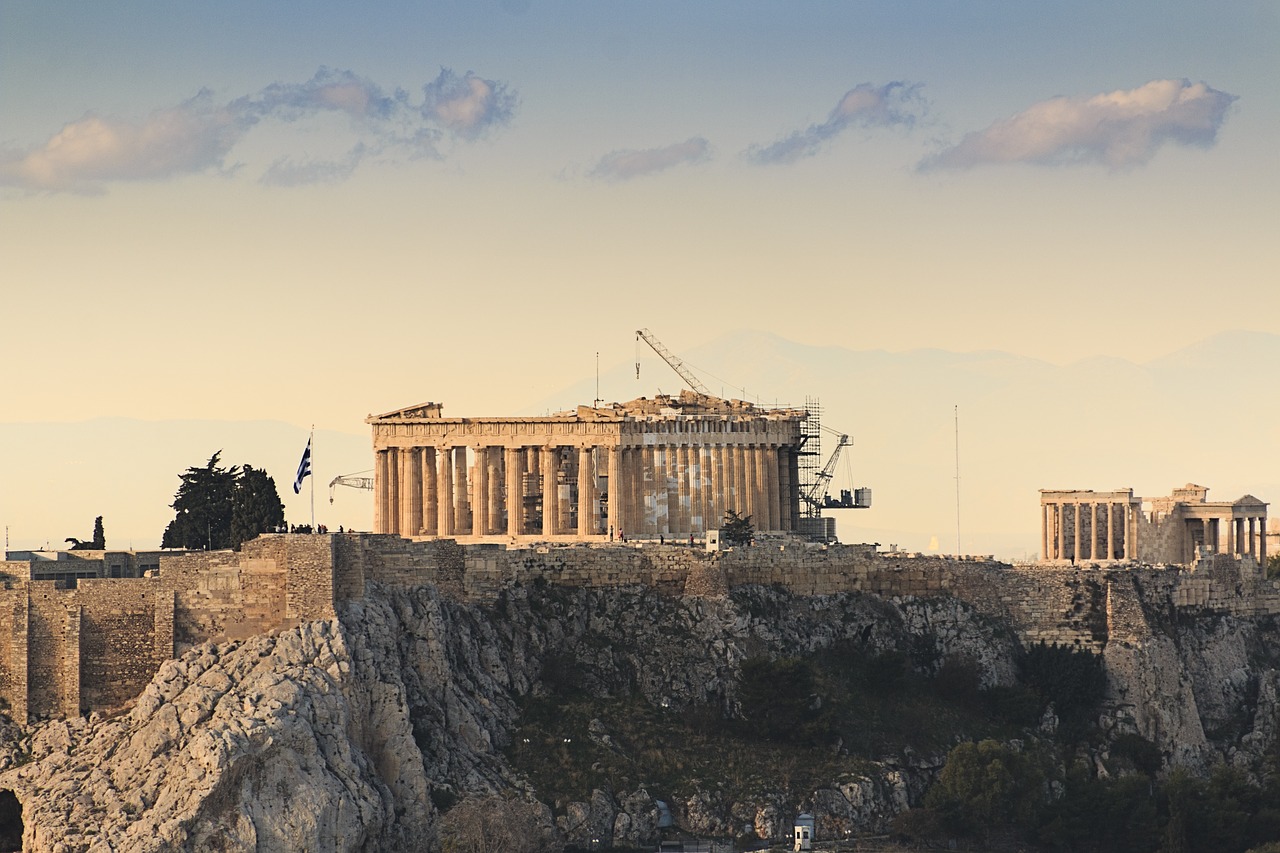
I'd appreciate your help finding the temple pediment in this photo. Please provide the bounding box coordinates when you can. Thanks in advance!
[369,402,444,421]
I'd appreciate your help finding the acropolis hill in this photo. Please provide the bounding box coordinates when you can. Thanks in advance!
[0,393,1277,728]
[3,394,1280,850]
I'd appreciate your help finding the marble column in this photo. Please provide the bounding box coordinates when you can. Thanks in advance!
[765,446,780,531]
[641,446,657,535]
[607,446,621,538]
[626,447,641,538]
[1056,503,1065,561]
[453,447,470,534]
[437,448,454,536]
[1087,502,1097,560]
[708,446,723,531]
[541,446,558,537]
[777,448,792,531]
[386,447,401,535]
[405,446,423,535]
[1106,503,1115,561]
[1249,517,1258,557]
[745,445,760,523]
[578,446,596,537]
[1041,503,1050,561]
[672,446,686,535]
[472,446,488,536]
[422,447,438,536]
[696,445,706,532]
[733,446,748,518]
[505,446,524,536]
[487,453,502,535]
[1125,504,1136,560]
[558,452,573,535]
[375,449,390,534]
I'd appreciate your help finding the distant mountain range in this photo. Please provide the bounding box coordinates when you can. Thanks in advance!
[529,329,1280,559]
[5,330,1277,558]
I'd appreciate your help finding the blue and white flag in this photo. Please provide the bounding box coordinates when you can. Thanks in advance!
[293,436,312,494]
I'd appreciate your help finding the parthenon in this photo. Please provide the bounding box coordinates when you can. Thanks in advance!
[366,392,808,541]
[1041,484,1268,565]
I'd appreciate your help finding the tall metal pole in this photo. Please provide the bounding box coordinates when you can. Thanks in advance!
[954,405,961,556]
[310,425,316,531]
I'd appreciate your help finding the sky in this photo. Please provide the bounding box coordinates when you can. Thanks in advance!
[2,2,1278,553]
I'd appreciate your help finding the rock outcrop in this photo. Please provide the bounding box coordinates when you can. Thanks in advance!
[3,577,1280,851]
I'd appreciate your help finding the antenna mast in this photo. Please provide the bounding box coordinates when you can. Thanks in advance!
[954,405,961,556]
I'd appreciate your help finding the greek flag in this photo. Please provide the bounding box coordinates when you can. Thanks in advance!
[293,436,312,494]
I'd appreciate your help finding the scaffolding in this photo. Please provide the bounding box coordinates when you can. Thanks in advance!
[798,396,823,520]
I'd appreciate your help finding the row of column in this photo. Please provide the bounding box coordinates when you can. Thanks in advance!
[606,444,795,539]
[375,442,796,539]
[1042,501,1136,562]
[1200,516,1267,563]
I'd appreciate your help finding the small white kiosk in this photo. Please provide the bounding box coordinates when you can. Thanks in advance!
[793,812,814,851]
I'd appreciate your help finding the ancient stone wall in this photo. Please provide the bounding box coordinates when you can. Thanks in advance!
[162,551,286,647]
[7,531,1280,725]
[0,589,27,722]
[26,583,79,719]
[333,535,466,600]
[75,579,172,712]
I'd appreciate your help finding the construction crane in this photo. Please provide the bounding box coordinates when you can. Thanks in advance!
[635,328,711,396]
[329,471,373,504]
[800,431,872,515]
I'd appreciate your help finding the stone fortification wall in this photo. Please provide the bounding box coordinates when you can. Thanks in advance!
[0,589,27,722]
[333,535,466,600]
[451,542,1112,650]
[0,562,32,582]
[75,579,174,712]
[239,535,337,623]
[7,531,1280,725]
[162,550,286,647]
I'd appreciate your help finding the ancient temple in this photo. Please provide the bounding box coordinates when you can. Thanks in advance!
[1040,484,1268,565]
[366,392,808,541]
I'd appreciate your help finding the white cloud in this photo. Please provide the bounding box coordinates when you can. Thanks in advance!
[421,69,517,140]
[921,79,1238,171]
[746,82,924,165]
[588,137,711,182]
[0,67,518,192]
[0,91,238,192]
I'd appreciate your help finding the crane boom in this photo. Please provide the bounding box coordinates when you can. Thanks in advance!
[635,329,711,396]
[801,434,850,511]
[329,473,374,504]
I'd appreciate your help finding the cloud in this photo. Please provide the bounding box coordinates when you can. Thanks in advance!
[588,137,711,181]
[0,90,240,192]
[259,143,368,187]
[0,66,517,192]
[421,69,517,140]
[746,82,924,165]
[920,79,1237,171]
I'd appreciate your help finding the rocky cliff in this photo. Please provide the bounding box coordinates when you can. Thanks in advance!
[3,576,1279,851]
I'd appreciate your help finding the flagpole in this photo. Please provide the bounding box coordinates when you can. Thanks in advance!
[310,425,316,531]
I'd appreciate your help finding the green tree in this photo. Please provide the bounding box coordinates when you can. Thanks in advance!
[230,465,286,550]
[164,454,289,551]
[65,515,107,550]
[722,509,754,546]
[436,795,560,853]
[925,739,1048,838]
[163,452,238,550]
[1022,641,1107,740]
[736,655,822,742]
